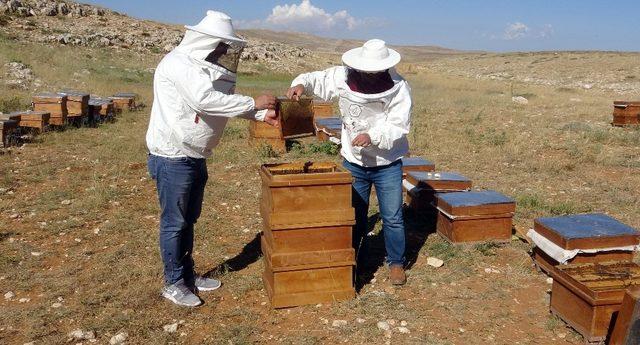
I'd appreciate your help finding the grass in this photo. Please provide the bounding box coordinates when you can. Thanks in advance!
[0,37,635,345]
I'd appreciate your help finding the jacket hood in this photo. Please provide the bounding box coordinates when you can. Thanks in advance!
[175,30,223,63]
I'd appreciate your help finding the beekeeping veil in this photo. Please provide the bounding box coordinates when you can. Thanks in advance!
[177,10,246,73]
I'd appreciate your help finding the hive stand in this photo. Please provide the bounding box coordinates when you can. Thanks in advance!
[435,190,516,244]
[612,101,640,127]
[609,286,640,345]
[533,214,640,274]
[260,162,356,308]
[405,171,472,212]
[33,93,67,126]
[549,262,640,344]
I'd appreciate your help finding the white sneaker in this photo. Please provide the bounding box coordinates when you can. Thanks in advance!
[194,276,222,292]
[161,279,203,307]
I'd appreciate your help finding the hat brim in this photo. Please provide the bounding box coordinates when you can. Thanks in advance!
[184,25,246,44]
[341,47,401,72]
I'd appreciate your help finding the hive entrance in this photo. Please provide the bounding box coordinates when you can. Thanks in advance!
[266,162,337,175]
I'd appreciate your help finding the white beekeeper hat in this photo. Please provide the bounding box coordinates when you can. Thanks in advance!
[185,10,246,43]
[342,39,401,72]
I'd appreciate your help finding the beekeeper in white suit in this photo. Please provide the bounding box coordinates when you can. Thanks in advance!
[146,10,279,307]
[288,39,412,285]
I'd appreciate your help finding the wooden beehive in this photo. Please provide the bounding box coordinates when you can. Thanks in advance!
[8,111,50,131]
[0,119,18,147]
[88,98,115,121]
[402,157,436,178]
[609,286,640,345]
[59,91,89,118]
[312,99,334,119]
[533,214,639,274]
[277,96,315,139]
[260,161,355,308]
[110,92,137,112]
[613,101,640,126]
[435,190,515,243]
[33,93,67,126]
[550,262,640,343]
[314,117,342,142]
[405,171,472,211]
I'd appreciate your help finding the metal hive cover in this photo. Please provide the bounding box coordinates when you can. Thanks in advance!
[408,171,470,182]
[537,213,639,239]
[438,190,514,207]
[402,157,435,167]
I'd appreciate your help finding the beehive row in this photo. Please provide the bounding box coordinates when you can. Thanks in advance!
[0,92,137,148]
[260,162,356,308]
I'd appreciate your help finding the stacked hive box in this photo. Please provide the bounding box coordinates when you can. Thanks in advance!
[110,93,137,112]
[260,162,356,308]
[531,214,639,274]
[549,262,640,343]
[33,93,67,126]
[609,286,640,345]
[401,157,436,178]
[7,111,50,132]
[405,171,471,212]
[88,98,115,123]
[59,91,90,123]
[613,101,640,126]
[314,117,342,143]
[250,97,316,153]
[435,190,516,243]
[312,99,334,119]
[0,119,18,147]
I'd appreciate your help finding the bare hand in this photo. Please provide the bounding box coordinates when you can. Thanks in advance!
[286,84,305,100]
[264,109,280,128]
[254,94,276,110]
[352,133,372,147]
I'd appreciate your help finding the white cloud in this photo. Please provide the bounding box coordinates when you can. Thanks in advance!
[500,22,554,40]
[237,0,370,33]
[503,22,530,40]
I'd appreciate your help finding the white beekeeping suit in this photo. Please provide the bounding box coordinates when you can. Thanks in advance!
[291,65,411,167]
[146,11,267,159]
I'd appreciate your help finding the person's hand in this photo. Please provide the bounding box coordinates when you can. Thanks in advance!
[352,133,372,147]
[264,109,280,128]
[254,94,276,110]
[286,84,305,100]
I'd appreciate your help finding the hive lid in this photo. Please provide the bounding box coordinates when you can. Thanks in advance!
[89,98,114,106]
[534,213,640,250]
[402,157,436,169]
[406,171,472,191]
[34,92,65,101]
[59,90,90,97]
[113,92,138,98]
[436,190,515,217]
[315,117,342,128]
[614,101,640,107]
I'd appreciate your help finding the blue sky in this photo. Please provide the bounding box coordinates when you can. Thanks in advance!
[82,0,640,52]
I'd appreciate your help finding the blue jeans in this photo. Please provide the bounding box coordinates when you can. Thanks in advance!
[147,154,208,285]
[343,159,406,266]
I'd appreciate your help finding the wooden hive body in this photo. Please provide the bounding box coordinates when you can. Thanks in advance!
[277,97,315,139]
[33,93,67,125]
[88,98,115,120]
[312,99,334,119]
[609,286,640,345]
[260,162,355,308]
[550,262,640,342]
[435,190,515,243]
[613,101,640,126]
[59,91,89,117]
[0,119,18,147]
[9,111,50,131]
[110,93,137,112]
[405,171,472,211]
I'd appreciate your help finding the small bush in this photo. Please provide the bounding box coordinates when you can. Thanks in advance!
[307,141,340,155]
[474,242,502,256]
[0,14,11,27]
[0,97,28,113]
[256,143,279,158]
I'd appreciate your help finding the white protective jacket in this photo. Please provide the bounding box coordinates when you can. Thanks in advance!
[291,66,412,167]
[146,30,266,158]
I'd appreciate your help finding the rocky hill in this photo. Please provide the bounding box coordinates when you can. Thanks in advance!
[0,0,328,74]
